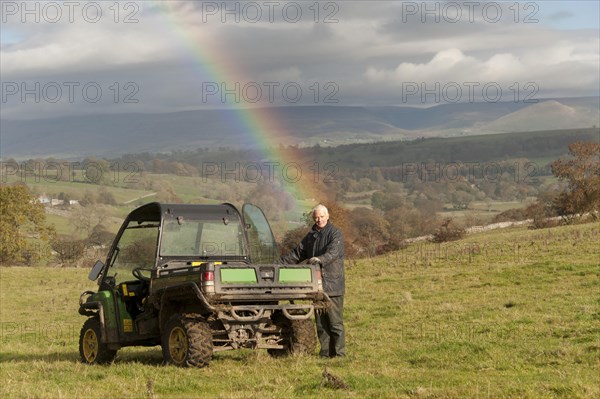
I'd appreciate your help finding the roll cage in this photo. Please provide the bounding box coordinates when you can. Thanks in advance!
[97,202,278,287]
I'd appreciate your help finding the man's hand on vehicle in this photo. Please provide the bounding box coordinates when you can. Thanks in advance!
[308,257,321,265]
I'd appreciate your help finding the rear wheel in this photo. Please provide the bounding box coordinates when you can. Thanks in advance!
[79,318,117,364]
[162,314,213,368]
[290,318,317,354]
[268,314,316,357]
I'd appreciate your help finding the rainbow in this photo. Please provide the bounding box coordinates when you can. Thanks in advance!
[153,2,319,209]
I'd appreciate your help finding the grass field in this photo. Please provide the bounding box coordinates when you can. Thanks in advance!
[4,172,314,240]
[1,222,599,398]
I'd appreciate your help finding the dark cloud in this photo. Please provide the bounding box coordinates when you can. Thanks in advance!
[547,10,575,21]
[0,1,598,119]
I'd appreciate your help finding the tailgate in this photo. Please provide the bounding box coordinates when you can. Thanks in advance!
[213,264,320,299]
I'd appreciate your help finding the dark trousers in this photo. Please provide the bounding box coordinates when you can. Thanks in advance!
[315,295,345,357]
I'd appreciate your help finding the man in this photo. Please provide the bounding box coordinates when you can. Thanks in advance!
[278,204,346,357]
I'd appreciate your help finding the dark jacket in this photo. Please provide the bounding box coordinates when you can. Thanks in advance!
[278,222,345,296]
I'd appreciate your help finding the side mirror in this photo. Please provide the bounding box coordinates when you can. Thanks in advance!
[88,260,105,281]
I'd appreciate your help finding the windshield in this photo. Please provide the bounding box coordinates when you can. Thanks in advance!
[243,204,278,263]
[106,221,159,285]
[160,218,246,257]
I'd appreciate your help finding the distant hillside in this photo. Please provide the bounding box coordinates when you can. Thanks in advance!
[308,128,600,169]
[1,97,598,159]
[105,128,599,175]
[480,100,597,133]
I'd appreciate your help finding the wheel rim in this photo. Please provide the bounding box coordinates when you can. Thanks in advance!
[168,327,188,364]
[82,328,99,363]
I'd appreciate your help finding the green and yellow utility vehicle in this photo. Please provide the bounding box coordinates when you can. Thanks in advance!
[78,202,327,367]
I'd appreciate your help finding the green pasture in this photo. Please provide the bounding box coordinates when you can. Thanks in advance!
[1,222,599,398]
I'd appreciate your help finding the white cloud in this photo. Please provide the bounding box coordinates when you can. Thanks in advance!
[364,38,599,99]
[0,1,598,118]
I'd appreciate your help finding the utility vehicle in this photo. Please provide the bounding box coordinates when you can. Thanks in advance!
[78,202,328,367]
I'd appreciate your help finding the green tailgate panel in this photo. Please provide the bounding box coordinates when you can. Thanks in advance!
[220,268,257,284]
[279,268,312,283]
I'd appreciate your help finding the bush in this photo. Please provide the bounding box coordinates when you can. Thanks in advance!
[431,218,465,243]
[51,238,86,265]
[525,202,561,229]
[493,208,528,223]
[551,141,600,216]
[278,226,309,256]
[88,224,115,246]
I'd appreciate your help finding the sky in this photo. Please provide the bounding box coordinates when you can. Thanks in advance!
[0,0,599,120]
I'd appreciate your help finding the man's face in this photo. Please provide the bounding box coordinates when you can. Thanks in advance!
[313,210,329,229]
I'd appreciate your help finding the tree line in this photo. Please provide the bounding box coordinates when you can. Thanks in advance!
[1,139,597,266]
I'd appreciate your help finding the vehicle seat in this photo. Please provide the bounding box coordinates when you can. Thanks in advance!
[119,281,149,318]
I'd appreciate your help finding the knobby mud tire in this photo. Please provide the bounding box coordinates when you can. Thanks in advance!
[268,314,316,357]
[162,314,213,368]
[79,317,118,364]
[290,318,317,354]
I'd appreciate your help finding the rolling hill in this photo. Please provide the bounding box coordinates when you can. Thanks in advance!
[1,97,598,159]
[479,100,597,133]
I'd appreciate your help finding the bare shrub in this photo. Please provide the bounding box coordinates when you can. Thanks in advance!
[431,218,466,243]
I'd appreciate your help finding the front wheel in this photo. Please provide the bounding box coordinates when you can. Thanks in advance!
[162,314,213,368]
[79,318,117,364]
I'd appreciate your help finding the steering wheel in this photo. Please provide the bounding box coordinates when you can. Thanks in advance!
[132,267,152,282]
